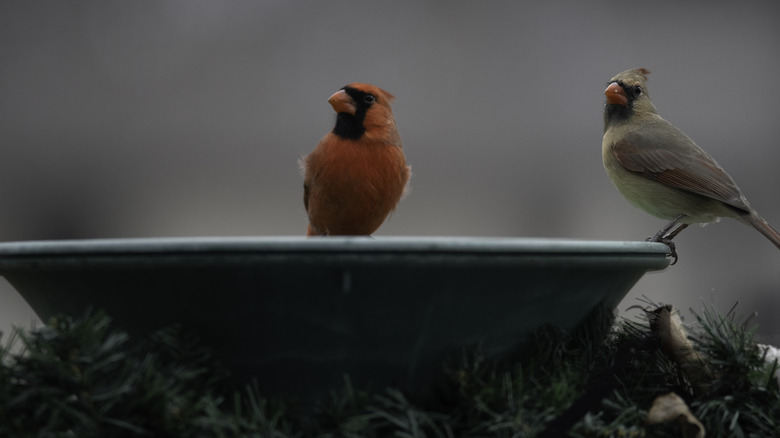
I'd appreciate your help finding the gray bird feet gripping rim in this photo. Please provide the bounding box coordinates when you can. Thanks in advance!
[646,214,689,265]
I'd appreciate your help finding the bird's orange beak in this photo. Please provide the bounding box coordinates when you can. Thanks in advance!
[328,89,357,115]
[605,82,627,106]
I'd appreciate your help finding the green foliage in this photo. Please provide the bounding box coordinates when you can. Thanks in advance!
[0,310,294,437]
[0,302,778,437]
[569,303,780,438]
[689,305,780,438]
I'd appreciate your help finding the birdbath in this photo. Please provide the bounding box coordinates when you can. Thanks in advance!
[0,236,670,403]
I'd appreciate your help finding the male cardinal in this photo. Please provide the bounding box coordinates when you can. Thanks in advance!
[300,83,410,236]
[602,68,780,260]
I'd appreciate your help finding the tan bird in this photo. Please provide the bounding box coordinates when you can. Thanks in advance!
[602,68,780,261]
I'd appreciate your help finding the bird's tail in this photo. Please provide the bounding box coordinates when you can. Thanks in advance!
[740,211,780,251]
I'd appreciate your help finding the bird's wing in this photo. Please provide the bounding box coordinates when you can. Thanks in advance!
[303,181,310,213]
[298,156,311,213]
[610,130,750,211]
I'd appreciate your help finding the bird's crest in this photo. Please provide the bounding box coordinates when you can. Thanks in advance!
[634,68,651,80]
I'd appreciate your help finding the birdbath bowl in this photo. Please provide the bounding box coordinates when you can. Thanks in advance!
[0,236,669,403]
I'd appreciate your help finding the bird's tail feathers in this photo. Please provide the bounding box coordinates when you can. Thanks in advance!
[741,211,780,251]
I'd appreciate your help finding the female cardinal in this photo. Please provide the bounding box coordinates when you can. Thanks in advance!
[602,68,780,260]
[300,83,410,236]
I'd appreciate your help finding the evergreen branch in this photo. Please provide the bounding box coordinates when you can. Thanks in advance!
[0,299,777,437]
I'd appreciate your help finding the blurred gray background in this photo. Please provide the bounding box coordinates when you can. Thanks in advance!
[1,1,779,343]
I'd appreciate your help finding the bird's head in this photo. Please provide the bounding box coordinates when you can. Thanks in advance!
[329,83,396,140]
[604,68,658,127]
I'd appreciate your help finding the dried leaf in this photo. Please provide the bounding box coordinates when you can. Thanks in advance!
[649,305,715,394]
[646,392,705,438]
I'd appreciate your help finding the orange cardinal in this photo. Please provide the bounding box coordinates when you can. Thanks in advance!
[300,83,411,236]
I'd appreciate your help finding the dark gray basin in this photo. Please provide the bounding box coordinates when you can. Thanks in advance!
[0,236,669,402]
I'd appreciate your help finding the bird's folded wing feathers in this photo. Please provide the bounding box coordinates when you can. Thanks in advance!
[611,134,750,212]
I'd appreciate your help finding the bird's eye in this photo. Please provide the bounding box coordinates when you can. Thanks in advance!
[633,85,642,95]
[363,94,375,103]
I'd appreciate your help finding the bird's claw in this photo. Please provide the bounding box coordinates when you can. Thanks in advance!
[646,236,679,265]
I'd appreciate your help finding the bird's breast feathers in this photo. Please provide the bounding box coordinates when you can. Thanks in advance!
[306,134,409,200]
